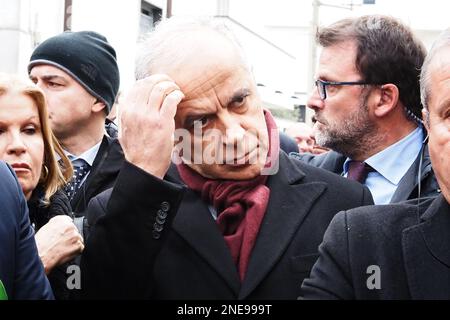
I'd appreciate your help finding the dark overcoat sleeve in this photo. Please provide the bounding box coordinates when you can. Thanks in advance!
[80,161,185,299]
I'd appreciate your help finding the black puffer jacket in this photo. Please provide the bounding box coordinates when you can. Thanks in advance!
[28,186,74,300]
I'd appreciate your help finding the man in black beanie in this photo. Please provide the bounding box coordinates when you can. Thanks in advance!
[29,31,124,215]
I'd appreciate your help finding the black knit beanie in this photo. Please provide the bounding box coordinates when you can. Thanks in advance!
[28,31,120,113]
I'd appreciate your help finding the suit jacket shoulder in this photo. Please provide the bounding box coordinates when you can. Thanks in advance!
[0,162,53,300]
[290,151,346,174]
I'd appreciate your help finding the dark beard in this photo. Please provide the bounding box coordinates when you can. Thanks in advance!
[315,97,379,159]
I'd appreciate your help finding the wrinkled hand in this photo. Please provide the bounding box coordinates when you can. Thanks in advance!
[35,215,84,274]
[118,75,184,179]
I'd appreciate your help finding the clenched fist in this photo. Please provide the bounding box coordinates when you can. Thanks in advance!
[118,75,184,178]
[35,215,84,274]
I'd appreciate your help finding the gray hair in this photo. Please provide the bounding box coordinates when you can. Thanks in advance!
[420,28,450,110]
[135,16,250,79]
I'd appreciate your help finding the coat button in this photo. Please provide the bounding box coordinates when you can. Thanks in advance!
[153,222,164,232]
[160,201,170,212]
[156,215,165,225]
[157,209,168,220]
[152,230,161,239]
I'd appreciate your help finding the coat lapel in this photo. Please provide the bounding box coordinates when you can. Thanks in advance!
[390,144,431,203]
[169,168,241,295]
[402,195,450,299]
[239,153,327,299]
[72,136,123,212]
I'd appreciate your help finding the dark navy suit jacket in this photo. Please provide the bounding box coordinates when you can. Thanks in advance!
[0,161,53,300]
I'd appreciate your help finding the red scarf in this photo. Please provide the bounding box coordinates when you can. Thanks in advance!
[177,111,280,281]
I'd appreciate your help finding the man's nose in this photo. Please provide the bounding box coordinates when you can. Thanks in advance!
[307,87,325,112]
[221,115,246,146]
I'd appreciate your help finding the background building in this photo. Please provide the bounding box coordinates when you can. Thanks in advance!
[1,0,448,130]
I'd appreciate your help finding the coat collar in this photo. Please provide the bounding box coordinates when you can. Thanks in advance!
[390,143,433,203]
[168,152,327,298]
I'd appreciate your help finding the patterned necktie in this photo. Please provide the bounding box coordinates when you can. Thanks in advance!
[64,160,90,201]
[347,161,374,184]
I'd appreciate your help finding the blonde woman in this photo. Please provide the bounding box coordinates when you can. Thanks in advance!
[0,73,84,299]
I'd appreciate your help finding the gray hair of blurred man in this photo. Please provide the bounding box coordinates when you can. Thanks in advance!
[420,28,450,114]
[135,16,252,80]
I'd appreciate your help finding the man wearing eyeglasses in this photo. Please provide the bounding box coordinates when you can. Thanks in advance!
[291,15,440,204]
[301,28,450,300]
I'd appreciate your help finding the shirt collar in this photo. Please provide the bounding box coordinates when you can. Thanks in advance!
[65,140,102,167]
[343,126,424,185]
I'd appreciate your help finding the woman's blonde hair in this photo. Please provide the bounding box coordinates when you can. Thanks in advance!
[0,73,73,202]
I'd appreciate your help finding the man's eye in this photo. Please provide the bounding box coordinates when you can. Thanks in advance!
[231,94,249,108]
[235,96,245,104]
[186,116,210,129]
[444,111,450,119]
[48,82,62,88]
[194,117,210,128]
[326,84,338,93]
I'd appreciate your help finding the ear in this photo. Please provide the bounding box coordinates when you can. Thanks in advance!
[422,108,430,130]
[372,83,399,118]
[92,99,107,113]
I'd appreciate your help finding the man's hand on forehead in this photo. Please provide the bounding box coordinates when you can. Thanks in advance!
[119,74,184,178]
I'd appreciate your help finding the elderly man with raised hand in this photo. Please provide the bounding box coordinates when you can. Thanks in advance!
[80,17,373,299]
[301,28,450,300]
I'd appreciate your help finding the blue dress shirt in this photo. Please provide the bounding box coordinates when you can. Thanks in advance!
[343,126,424,204]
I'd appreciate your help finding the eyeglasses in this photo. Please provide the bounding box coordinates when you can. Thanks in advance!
[315,79,371,100]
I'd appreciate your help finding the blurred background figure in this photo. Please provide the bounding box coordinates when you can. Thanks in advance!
[279,130,300,154]
[285,120,328,154]
[0,73,84,299]
[285,122,315,153]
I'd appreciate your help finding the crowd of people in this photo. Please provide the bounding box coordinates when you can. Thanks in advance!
[0,14,449,300]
